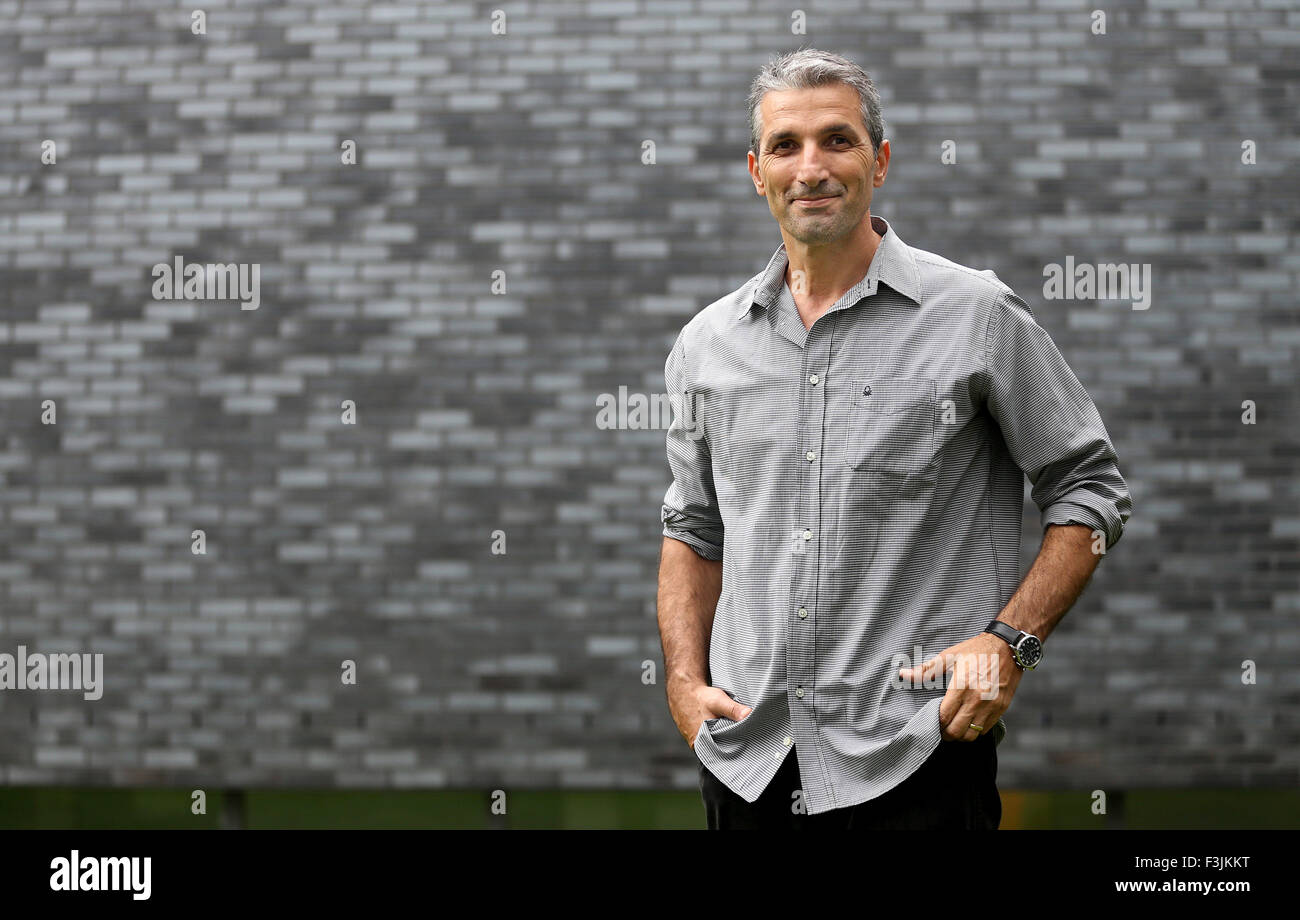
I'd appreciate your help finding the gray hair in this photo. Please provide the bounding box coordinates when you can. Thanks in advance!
[747,48,885,157]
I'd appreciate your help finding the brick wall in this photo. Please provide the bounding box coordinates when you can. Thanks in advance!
[0,0,1296,796]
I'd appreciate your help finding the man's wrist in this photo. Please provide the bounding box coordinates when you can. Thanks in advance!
[667,671,708,688]
[983,618,1043,670]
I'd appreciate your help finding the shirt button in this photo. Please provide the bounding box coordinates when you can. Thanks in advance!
[783,736,792,747]
[795,687,805,699]
[802,529,812,541]
[805,450,816,462]
[808,374,820,385]
[797,607,808,619]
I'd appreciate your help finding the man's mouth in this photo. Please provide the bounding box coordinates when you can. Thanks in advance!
[794,195,836,205]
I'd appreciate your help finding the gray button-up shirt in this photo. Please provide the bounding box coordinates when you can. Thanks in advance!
[661,214,1131,814]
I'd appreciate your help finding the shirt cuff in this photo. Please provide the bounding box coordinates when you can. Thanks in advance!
[1041,498,1122,551]
[661,506,724,561]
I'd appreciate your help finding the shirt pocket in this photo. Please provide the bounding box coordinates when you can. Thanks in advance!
[840,375,937,474]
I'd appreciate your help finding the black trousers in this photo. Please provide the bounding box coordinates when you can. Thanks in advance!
[698,732,1001,830]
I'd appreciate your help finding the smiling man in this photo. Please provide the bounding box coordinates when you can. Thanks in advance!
[656,49,1131,830]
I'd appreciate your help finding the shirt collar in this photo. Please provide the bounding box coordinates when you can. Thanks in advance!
[736,214,922,322]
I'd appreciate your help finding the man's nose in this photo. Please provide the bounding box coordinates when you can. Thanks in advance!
[794,159,831,189]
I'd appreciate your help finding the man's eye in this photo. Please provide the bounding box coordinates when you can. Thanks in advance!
[772,136,849,151]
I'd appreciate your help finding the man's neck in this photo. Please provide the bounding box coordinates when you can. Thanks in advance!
[785,215,883,331]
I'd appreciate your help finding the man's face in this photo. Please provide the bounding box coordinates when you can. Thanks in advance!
[748,83,889,245]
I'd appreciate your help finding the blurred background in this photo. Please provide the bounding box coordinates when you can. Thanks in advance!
[0,0,1297,829]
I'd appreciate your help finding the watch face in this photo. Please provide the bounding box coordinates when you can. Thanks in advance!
[1016,636,1042,668]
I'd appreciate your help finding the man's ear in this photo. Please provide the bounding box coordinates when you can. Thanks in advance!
[873,139,891,187]
[747,151,764,195]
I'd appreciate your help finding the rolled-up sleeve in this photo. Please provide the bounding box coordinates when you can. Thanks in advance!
[660,331,724,560]
[983,289,1132,550]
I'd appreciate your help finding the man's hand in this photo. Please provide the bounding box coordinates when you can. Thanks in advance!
[667,676,753,749]
[898,633,1023,741]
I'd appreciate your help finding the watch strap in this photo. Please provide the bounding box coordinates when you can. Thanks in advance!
[984,619,1022,646]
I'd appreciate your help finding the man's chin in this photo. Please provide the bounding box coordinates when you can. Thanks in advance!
[784,219,851,245]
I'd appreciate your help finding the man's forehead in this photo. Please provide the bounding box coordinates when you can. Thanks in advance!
[760,88,865,134]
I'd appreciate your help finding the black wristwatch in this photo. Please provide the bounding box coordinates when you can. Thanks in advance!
[984,619,1043,671]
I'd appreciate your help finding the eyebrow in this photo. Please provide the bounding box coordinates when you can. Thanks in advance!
[764,122,860,148]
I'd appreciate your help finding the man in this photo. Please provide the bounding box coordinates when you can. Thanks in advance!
[656,49,1131,830]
